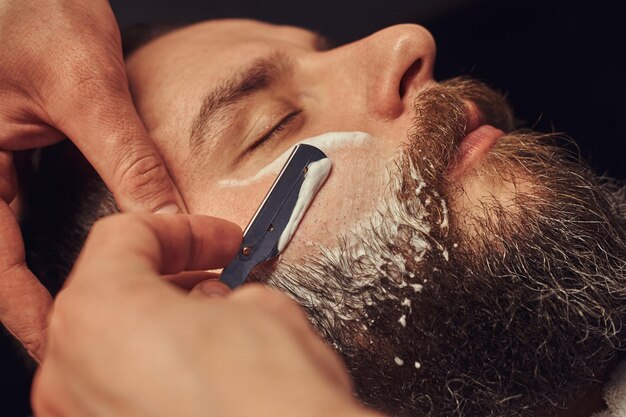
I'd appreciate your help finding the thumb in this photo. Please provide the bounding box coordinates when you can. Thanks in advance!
[51,77,186,214]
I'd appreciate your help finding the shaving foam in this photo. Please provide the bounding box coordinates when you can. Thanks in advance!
[219,131,370,187]
[277,157,332,253]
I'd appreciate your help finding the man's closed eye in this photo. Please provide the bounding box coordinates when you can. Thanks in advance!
[240,108,304,162]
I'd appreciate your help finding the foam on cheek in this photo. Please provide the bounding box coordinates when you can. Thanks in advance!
[218,131,373,187]
[277,158,332,253]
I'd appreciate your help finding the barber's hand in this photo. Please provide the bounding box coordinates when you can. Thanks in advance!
[31,214,380,417]
[0,0,184,359]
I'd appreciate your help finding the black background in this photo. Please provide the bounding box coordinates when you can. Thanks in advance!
[2,0,624,415]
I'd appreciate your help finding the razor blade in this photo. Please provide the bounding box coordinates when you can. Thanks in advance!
[219,144,329,289]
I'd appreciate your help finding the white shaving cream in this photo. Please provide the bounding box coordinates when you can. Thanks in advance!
[219,131,370,187]
[276,158,332,253]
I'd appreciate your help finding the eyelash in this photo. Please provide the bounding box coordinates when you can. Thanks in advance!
[248,109,303,153]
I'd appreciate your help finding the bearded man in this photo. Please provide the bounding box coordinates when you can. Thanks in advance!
[16,18,626,417]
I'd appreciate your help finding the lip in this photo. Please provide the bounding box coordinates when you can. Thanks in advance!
[447,101,505,177]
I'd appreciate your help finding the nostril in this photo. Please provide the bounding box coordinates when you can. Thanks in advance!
[399,58,423,98]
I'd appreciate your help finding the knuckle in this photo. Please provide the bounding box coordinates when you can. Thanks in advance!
[117,151,165,185]
[112,150,173,209]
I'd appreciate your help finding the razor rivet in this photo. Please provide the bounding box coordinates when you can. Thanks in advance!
[303,166,309,174]
[242,247,252,256]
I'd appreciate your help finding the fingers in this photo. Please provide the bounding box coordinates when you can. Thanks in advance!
[33,1,185,214]
[2,0,184,213]
[0,201,52,361]
[53,88,186,214]
[229,285,354,390]
[74,214,242,290]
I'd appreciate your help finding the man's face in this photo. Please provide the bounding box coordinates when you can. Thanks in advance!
[125,19,510,259]
[124,20,626,417]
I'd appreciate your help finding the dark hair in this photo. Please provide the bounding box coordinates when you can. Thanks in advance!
[122,22,187,57]
[20,143,117,295]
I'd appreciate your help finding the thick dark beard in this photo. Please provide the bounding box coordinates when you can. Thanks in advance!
[250,78,626,417]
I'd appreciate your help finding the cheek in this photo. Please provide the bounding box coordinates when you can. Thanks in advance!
[192,177,276,230]
[192,134,396,260]
[284,148,392,259]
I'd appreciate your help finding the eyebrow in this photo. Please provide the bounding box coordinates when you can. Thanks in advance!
[187,33,334,158]
[188,51,293,156]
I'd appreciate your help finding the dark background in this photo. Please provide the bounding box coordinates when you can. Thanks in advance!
[2,0,624,415]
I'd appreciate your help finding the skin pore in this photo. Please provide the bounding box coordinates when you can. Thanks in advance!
[119,19,626,417]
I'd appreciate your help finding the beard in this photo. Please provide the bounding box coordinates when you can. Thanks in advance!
[249,78,626,417]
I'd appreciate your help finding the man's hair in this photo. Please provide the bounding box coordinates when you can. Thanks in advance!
[121,23,185,57]
[20,144,117,295]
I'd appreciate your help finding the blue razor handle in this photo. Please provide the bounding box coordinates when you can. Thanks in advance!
[219,144,328,289]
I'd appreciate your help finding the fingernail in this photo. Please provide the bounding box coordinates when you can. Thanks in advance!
[155,203,181,215]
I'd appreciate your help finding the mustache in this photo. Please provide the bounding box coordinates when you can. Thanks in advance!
[407,77,515,186]
[250,76,626,417]
[440,77,515,132]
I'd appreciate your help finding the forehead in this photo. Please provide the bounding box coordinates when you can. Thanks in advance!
[125,19,318,148]
[126,19,319,89]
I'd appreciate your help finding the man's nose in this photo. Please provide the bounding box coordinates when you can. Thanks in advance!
[313,24,436,120]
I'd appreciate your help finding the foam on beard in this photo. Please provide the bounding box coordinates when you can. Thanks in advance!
[249,147,453,332]
[245,132,459,416]
[247,83,466,346]
[239,80,626,417]
[315,154,451,321]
